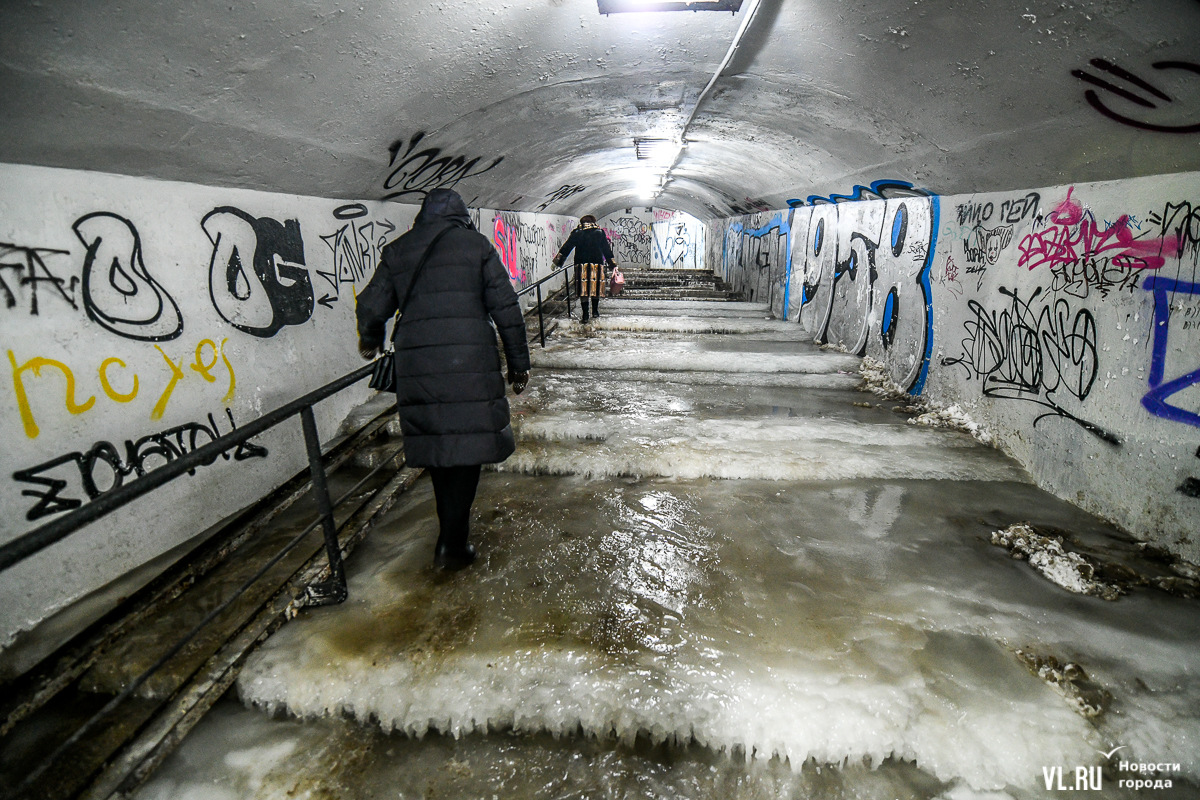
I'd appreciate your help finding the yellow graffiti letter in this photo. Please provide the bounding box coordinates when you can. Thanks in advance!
[7,350,96,439]
[152,345,185,420]
[219,338,236,402]
[190,339,219,383]
[98,357,139,403]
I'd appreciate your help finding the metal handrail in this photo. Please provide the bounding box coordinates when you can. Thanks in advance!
[9,443,408,799]
[515,263,572,297]
[0,362,374,574]
[1,360,405,799]
[516,264,573,347]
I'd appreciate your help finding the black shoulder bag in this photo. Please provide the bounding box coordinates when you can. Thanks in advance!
[368,225,456,392]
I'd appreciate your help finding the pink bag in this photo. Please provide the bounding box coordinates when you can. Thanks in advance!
[609,266,625,296]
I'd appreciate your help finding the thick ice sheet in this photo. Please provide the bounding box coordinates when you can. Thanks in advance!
[530,337,859,374]
[237,476,1200,793]
[135,697,952,800]
[570,315,814,338]
[522,367,863,389]
[505,371,1023,482]
[603,299,772,316]
[506,414,1025,481]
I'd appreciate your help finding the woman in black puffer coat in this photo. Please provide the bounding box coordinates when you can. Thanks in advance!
[356,189,530,571]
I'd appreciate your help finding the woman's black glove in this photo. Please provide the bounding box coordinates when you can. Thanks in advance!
[358,339,380,360]
[507,368,530,395]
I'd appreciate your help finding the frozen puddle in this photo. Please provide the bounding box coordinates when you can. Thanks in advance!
[139,300,1200,799]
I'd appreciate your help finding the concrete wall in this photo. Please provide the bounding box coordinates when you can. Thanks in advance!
[706,173,1200,562]
[598,209,654,269]
[650,210,705,271]
[0,163,575,653]
[596,208,706,271]
[472,209,578,311]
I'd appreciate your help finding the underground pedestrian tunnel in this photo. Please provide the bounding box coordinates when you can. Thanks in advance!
[1,1,1199,798]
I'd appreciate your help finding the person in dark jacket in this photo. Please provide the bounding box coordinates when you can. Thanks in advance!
[356,189,530,571]
[552,214,616,323]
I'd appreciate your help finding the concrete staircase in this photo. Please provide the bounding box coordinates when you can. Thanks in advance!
[615,268,740,301]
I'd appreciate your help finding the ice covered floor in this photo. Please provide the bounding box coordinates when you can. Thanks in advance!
[138,299,1200,799]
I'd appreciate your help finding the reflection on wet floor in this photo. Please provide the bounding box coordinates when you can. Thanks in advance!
[136,302,1200,800]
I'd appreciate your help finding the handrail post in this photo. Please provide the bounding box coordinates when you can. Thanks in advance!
[299,406,348,605]
[536,283,546,348]
[564,268,572,319]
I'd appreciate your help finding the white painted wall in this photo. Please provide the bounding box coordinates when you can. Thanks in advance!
[707,173,1200,562]
[596,208,706,271]
[0,164,574,654]
[650,210,705,271]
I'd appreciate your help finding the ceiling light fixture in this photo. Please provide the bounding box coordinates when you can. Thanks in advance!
[634,138,677,161]
[598,0,742,14]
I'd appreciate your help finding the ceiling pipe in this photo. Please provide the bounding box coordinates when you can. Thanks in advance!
[652,0,763,205]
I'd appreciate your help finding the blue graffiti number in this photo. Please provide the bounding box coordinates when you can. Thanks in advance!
[1143,276,1200,428]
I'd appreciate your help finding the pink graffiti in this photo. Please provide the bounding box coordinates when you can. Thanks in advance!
[493,216,522,281]
[1017,187,1177,272]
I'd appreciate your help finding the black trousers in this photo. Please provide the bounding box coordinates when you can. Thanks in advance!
[427,464,482,546]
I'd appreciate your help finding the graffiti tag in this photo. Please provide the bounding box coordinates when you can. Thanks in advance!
[1073,58,1200,133]
[0,241,76,317]
[202,207,313,338]
[12,408,266,522]
[382,132,503,201]
[73,213,185,342]
[941,285,1118,444]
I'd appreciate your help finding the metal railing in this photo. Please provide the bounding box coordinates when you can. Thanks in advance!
[0,361,410,798]
[517,264,573,347]
[0,363,377,589]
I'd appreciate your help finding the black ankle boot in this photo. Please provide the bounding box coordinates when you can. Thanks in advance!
[434,539,477,571]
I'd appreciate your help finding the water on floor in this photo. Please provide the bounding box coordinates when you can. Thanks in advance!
[133,302,1199,800]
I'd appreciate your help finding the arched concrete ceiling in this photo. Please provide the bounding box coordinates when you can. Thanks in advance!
[2,0,1198,219]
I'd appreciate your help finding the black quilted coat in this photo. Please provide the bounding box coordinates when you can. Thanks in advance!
[356,190,530,468]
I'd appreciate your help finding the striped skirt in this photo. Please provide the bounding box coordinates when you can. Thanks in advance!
[575,262,607,298]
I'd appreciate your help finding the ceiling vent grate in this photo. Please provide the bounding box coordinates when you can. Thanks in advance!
[598,0,742,13]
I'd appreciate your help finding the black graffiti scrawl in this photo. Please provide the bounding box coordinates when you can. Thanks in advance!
[382,132,504,202]
[72,212,184,341]
[202,207,313,338]
[12,408,267,522]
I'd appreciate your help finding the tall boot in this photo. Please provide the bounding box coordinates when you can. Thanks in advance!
[429,465,481,571]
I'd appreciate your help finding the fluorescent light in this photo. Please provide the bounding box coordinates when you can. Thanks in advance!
[598,0,743,13]
[634,138,677,161]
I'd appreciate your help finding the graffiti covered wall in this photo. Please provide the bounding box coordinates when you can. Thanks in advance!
[0,163,582,652]
[473,209,577,311]
[707,172,1200,561]
[598,210,653,269]
[651,210,705,271]
[0,163,422,649]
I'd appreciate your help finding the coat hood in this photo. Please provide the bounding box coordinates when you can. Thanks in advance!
[415,188,472,227]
